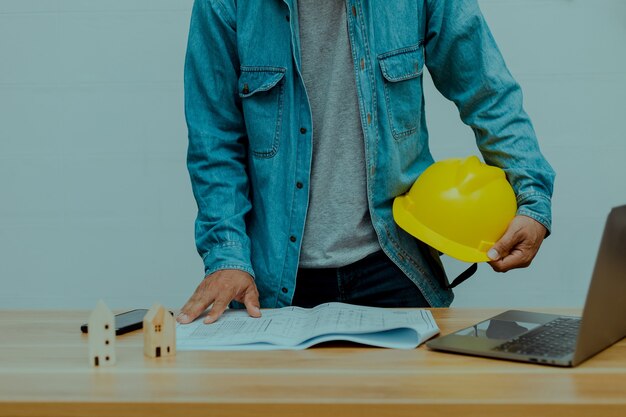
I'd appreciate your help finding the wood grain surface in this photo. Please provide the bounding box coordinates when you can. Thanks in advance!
[1,308,624,417]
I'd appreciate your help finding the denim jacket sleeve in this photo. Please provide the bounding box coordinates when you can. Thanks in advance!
[184,0,255,278]
[423,0,556,234]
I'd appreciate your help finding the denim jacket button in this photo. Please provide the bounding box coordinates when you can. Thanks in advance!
[242,83,250,94]
[300,127,307,134]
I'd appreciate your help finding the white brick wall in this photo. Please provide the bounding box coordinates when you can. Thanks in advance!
[1,0,624,308]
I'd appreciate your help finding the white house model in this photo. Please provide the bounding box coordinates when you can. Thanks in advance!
[143,303,176,358]
[88,300,116,367]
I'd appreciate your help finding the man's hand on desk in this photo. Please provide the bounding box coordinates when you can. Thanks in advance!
[177,269,262,324]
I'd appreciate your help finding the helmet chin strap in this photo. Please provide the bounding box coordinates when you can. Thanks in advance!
[445,263,478,289]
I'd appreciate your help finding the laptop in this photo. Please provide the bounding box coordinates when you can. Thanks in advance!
[427,205,626,367]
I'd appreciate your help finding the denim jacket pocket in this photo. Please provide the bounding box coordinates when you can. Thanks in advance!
[378,44,424,142]
[238,66,287,158]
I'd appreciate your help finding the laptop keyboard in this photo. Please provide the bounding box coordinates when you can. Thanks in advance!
[493,317,581,357]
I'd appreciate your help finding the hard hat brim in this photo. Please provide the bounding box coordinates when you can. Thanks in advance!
[392,196,491,263]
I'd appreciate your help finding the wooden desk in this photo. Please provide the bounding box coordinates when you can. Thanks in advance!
[1,308,625,417]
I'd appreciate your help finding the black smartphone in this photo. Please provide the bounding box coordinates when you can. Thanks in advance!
[81,308,148,335]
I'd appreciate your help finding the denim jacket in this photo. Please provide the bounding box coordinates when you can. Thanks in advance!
[184,0,555,307]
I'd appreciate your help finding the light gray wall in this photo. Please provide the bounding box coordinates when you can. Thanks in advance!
[1,0,625,310]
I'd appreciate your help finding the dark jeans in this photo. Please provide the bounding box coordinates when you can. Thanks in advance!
[292,250,430,308]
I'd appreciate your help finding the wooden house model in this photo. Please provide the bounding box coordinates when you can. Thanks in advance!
[88,300,116,367]
[143,304,176,358]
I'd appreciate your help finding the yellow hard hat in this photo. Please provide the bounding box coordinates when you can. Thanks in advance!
[393,156,517,263]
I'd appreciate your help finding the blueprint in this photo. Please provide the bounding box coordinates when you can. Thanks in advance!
[176,302,439,350]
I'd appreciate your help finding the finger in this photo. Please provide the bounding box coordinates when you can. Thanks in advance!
[487,227,522,261]
[242,290,261,318]
[204,296,231,324]
[177,282,216,324]
[490,247,532,272]
[178,295,215,324]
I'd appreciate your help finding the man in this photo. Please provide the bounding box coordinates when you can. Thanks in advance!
[177,0,555,325]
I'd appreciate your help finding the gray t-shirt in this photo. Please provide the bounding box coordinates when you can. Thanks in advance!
[297,0,381,268]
